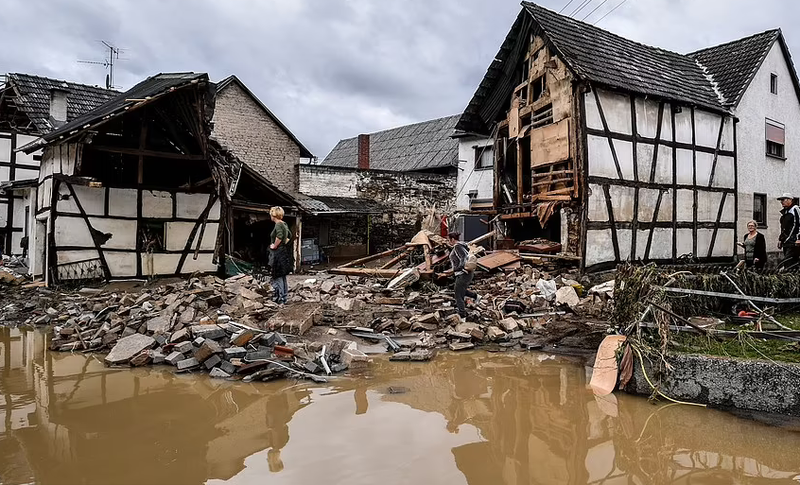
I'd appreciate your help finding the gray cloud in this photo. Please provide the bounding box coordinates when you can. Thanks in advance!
[1,0,797,159]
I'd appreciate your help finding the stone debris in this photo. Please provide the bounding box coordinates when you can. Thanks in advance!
[0,252,613,383]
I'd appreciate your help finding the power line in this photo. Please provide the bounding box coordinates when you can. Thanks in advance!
[571,0,595,17]
[559,0,578,13]
[594,0,629,25]
[581,0,611,21]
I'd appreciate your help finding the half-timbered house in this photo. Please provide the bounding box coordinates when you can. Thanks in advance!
[0,74,116,258]
[457,2,738,270]
[18,72,301,284]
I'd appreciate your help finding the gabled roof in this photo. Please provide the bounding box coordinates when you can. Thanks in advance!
[20,72,208,153]
[689,29,800,108]
[321,114,460,172]
[457,2,731,135]
[215,75,313,159]
[2,73,118,134]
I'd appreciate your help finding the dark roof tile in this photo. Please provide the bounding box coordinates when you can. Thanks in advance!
[321,115,460,172]
[6,73,119,134]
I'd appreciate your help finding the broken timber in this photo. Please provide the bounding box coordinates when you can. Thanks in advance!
[658,287,800,305]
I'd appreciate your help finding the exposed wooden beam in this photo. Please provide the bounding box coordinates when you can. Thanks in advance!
[89,145,205,161]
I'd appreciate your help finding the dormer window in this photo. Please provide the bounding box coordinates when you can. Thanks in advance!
[771,73,778,95]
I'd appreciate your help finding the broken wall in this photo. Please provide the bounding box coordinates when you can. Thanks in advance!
[583,88,736,269]
[37,146,222,280]
[299,165,455,251]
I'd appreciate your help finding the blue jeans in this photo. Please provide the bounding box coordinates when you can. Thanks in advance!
[271,275,288,303]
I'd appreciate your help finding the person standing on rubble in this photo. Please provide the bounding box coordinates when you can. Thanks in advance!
[269,207,292,304]
[777,194,800,264]
[449,232,478,318]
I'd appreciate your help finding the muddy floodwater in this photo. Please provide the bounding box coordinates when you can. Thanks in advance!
[2,328,800,485]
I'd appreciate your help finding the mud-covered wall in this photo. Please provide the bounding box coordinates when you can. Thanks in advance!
[626,353,800,416]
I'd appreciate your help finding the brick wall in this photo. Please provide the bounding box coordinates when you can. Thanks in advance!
[212,82,301,193]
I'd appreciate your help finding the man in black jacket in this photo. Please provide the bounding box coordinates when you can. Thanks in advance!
[777,193,800,261]
[448,232,478,318]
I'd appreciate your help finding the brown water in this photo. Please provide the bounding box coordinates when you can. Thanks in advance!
[2,327,800,485]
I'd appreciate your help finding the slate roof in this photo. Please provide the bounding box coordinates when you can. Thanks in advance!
[321,115,460,172]
[458,2,742,134]
[215,75,313,158]
[3,73,119,134]
[296,194,387,215]
[21,72,208,152]
[688,30,783,108]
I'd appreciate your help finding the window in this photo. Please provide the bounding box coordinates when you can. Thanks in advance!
[766,119,786,158]
[753,193,767,226]
[474,146,494,170]
[771,73,779,95]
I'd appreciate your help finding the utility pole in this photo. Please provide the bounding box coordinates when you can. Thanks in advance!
[78,41,123,89]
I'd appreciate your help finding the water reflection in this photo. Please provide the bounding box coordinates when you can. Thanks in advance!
[1,327,799,485]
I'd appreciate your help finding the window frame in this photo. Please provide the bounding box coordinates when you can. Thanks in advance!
[473,145,494,171]
[753,193,768,228]
[770,73,779,95]
[765,118,786,160]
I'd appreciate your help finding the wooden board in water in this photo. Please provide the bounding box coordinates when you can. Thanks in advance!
[590,335,627,396]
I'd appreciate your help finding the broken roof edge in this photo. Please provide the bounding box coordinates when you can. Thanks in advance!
[18,73,210,154]
[298,161,456,177]
[236,162,303,211]
[215,74,313,159]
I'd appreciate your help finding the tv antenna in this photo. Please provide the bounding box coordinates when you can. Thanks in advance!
[78,41,124,89]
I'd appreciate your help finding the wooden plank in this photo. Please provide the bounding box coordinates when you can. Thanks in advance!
[517,139,524,204]
[477,251,521,270]
[531,118,570,167]
[658,286,800,304]
[532,169,573,178]
[509,97,521,139]
[340,247,402,269]
[380,249,409,269]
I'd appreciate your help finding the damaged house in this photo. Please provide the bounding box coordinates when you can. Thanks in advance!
[18,72,300,284]
[457,2,742,270]
[299,115,459,260]
[0,74,117,258]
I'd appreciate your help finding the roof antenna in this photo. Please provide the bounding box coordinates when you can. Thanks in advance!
[78,41,125,89]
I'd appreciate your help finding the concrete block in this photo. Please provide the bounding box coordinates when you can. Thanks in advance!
[204,354,222,370]
[165,351,184,366]
[194,339,222,363]
[176,357,200,371]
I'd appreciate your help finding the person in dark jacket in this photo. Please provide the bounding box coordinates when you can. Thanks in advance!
[269,206,293,304]
[777,193,800,261]
[738,220,767,269]
[448,232,477,318]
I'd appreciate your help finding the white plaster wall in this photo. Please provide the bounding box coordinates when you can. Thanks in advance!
[176,193,221,219]
[109,189,138,217]
[55,215,94,247]
[585,87,735,265]
[142,190,173,218]
[105,252,138,277]
[89,218,137,249]
[455,136,494,210]
[165,222,218,251]
[298,166,358,198]
[736,40,800,246]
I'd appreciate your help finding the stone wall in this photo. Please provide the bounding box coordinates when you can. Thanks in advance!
[299,165,455,252]
[212,82,301,193]
[626,352,800,416]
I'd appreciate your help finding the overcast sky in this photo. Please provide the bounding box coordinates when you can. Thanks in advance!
[1,0,797,159]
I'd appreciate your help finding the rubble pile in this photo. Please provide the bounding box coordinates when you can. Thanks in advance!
[0,249,614,381]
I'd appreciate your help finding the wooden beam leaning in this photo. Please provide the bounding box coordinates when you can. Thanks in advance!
[602,184,621,262]
[339,247,404,269]
[706,192,727,259]
[707,116,726,187]
[65,182,113,280]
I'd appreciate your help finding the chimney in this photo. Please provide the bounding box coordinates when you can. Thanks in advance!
[357,133,370,170]
[49,88,68,126]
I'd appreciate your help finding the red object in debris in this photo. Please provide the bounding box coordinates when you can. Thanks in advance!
[274,345,294,357]
[441,215,448,238]
[738,310,758,318]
